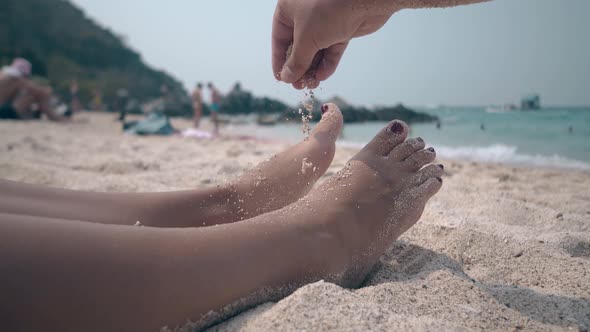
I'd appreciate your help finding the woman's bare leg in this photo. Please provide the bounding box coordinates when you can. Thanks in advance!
[193,104,202,127]
[12,81,64,121]
[0,119,443,331]
[0,77,21,104]
[0,105,343,227]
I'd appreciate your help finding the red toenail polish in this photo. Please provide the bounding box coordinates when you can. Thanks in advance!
[389,122,403,134]
[427,147,435,153]
[321,104,328,114]
[438,164,444,170]
[436,177,443,183]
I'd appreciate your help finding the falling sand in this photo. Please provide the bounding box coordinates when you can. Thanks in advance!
[284,42,317,141]
[298,90,315,140]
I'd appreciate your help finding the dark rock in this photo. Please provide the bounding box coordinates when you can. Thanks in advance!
[292,99,439,124]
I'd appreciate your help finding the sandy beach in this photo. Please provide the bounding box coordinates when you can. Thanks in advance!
[1,113,589,331]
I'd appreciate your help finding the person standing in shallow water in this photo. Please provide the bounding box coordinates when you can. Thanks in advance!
[208,82,222,135]
[192,82,204,128]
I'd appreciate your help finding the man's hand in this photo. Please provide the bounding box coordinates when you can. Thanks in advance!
[272,0,490,89]
[272,0,397,89]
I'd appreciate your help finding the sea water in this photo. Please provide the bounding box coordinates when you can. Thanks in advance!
[236,107,590,171]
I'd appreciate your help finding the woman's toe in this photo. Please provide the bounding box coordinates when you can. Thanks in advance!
[414,177,443,199]
[403,147,437,171]
[361,120,409,156]
[409,164,444,186]
[389,137,425,161]
[309,103,343,143]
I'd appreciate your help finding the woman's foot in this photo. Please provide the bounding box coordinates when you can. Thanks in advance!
[223,103,343,221]
[299,120,443,286]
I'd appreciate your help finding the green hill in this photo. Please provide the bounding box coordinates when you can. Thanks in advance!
[0,0,189,114]
[0,0,439,122]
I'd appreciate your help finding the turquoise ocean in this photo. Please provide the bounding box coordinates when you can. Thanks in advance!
[234,107,590,171]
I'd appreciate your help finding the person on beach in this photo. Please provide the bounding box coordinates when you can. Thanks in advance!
[69,80,83,113]
[90,88,104,111]
[192,82,204,128]
[1,0,486,330]
[208,81,222,135]
[115,88,129,121]
[0,58,68,122]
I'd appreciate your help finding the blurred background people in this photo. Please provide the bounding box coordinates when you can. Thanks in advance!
[192,82,203,128]
[0,58,67,122]
[70,80,83,113]
[115,88,129,121]
[208,82,221,135]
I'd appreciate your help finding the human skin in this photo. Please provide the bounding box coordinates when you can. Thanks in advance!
[272,0,490,89]
[0,104,443,331]
[0,105,343,227]
[0,74,68,121]
[70,80,83,113]
[209,84,222,135]
[192,86,203,127]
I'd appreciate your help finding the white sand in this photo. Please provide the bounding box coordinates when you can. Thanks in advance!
[1,113,588,331]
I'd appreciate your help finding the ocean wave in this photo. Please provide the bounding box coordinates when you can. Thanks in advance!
[435,144,590,170]
[338,141,590,170]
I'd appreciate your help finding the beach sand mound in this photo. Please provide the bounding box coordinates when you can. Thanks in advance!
[1,113,588,331]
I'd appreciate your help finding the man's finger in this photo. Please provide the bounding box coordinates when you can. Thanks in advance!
[292,77,320,90]
[281,29,319,84]
[315,42,349,82]
[291,51,323,89]
[272,8,294,80]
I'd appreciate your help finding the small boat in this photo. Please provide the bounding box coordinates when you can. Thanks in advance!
[486,104,517,113]
[521,94,541,110]
[257,114,279,126]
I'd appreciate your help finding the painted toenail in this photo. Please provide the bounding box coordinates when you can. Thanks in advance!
[427,147,435,153]
[437,164,444,170]
[436,177,443,183]
[389,122,404,134]
[321,104,329,114]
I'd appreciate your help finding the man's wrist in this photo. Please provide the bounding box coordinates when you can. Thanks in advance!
[366,0,404,16]
[389,0,491,10]
[344,0,400,15]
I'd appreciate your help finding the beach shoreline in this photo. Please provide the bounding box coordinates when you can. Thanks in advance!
[1,113,589,331]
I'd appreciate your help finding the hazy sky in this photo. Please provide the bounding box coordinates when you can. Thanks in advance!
[70,0,590,107]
